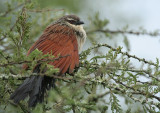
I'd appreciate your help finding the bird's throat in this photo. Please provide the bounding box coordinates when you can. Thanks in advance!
[75,26,86,52]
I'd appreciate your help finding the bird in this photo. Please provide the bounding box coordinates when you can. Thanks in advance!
[10,15,86,107]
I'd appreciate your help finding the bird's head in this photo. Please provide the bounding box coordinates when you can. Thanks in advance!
[57,15,85,31]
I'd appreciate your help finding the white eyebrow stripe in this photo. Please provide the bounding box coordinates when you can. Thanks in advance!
[67,18,75,21]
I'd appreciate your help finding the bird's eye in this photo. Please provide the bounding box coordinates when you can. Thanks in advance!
[69,20,76,23]
[67,20,77,25]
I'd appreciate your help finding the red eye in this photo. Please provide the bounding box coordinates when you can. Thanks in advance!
[69,20,77,25]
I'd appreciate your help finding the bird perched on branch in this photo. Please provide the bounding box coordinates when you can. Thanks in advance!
[10,15,86,107]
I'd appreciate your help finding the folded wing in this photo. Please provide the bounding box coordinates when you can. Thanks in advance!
[27,24,79,74]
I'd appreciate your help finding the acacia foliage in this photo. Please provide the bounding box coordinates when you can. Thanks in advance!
[0,0,160,113]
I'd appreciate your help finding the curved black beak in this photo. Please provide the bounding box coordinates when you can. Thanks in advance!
[76,21,84,25]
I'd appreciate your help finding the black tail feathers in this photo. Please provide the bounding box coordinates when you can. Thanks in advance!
[10,75,55,107]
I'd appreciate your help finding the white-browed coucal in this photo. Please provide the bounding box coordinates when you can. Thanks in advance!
[10,15,86,107]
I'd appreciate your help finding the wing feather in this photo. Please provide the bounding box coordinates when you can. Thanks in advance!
[61,57,71,74]
[59,55,70,73]
[69,52,75,73]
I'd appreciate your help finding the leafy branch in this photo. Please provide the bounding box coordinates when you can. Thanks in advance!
[81,43,160,67]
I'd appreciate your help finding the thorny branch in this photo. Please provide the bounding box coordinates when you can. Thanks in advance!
[108,67,160,82]
[0,55,69,67]
[1,73,159,109]
[87,29,160,37]
[83,43,159,67]
[109,74,160,101]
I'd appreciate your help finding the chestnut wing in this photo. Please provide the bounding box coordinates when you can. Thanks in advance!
[27,24,79,74]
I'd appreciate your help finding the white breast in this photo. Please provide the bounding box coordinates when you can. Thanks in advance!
[67,23,86,52]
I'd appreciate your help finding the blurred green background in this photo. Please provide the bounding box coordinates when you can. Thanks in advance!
[0,0,160,113]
